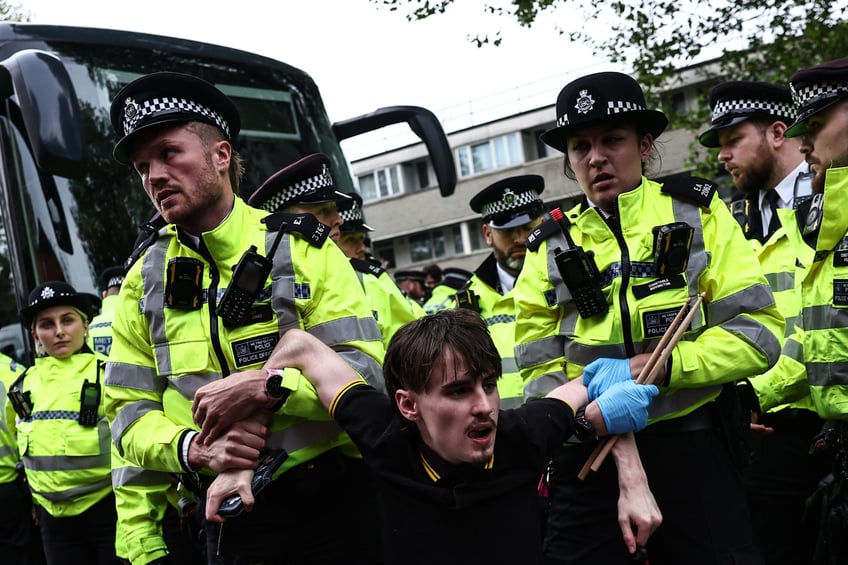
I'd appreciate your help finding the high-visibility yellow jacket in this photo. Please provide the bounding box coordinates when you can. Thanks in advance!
[112,462,174,564]
[15,351,121,517]
[514,177,783,423]
[350,258,423,350]
[88,294,119,357]
[0,353,25,485]
[423,282,462,315]
[105,197,384,476]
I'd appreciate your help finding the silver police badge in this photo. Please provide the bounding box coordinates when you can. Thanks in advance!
[574,90,595,115]
[503,188,515,206]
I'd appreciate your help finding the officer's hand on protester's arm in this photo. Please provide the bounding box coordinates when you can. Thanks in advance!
[205,468,255,523]
[188,418,267,473]
[193,368,269,443]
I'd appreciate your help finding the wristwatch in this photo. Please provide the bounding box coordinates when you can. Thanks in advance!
[573,407,597,442]
[264,368,289,408]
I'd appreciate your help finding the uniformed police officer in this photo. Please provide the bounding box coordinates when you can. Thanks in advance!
[514,71,783,564]
[103,73,384,564]
[421,267,472,315]
[698,80,825,565]
[87,265,126,357]
[393,270,428,312]
[456,175,545,409]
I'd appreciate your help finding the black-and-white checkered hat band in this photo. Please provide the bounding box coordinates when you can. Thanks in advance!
[107,276,125,288]
[711,98,795,123]
[791,80,848,112]
[481,189,542,219]
[556,100,646,128]
[122,96,230,139]
[340,205,365,224]
[257,164,334,212]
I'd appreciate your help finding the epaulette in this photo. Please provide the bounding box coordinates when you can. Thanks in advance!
[262,212,329,248]
[124,213,167,271]
[349,257,385,277]
[660,176,717,208]
[526,217,563,252]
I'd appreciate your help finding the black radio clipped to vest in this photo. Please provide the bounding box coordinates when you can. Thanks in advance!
[217,245,272,327]
[79,360,103,427]
[652,222,694,276]
[7,375,33,420]
[553,246,608,318]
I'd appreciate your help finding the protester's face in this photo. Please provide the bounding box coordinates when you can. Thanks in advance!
[396,348,499,466]
[566,123,653,214]
[289,201,343,242]
[798,100,848,194]
[717,121,776,195]
[32,306,87,359]
[130,124,232,235]
[483,217,542,277]
[338,231,367,260]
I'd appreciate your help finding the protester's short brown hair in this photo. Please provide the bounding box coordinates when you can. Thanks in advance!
[383,309,501,402]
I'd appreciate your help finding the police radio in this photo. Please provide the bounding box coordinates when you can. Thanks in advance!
[7,370,32,420]
[553,247,608,318]
[217,245,272,327]
[652,222,694,276]
[79,360,103,427]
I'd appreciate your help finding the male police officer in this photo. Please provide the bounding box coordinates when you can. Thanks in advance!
[457,175,545,409]
[87,265,126,357]
[698,81,824,565]
[422,267,473,315]
[393,270,428,311]
[104,72,384,564]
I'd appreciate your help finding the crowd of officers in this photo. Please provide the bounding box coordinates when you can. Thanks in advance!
[2,55,848,565]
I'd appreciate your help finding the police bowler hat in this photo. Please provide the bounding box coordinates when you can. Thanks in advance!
[393,270,426,284]
[540,71,668,152]
[470,174,545,229]
[21,281,101,328]
[698,81,796,148]
[339,192,374,233]
[248,153,352,213]
[785,57,848,138]
[110,72,241,165]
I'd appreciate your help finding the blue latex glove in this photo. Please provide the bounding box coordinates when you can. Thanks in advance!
[594,380,659,435]
[582,358,632,401]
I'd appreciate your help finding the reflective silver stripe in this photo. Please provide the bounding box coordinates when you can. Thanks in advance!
[112,465,171,488]
[806,361,848,387]
[31,477,112,502]
[143,239,172,376]
[309,316,382,346]
[648,385,721,420]
[719,315,782,365]
[500,397,524,410]
[783,315,799,338]
[169,372,223,401]
[105,362,165,392]
[501,357,519,375]
[267,231,300,335]
[765,271,795,293]
[804,304,848,331]
[335,346,385,392]
[24,452,110,472]
[111,399,162,450]
[782,336,803,363]
[709,283,775,324]
[563,341,626,368]
[673,196,706,301]
[524,372,568,399]
[0,446,14,458]
[265,420,344,453]
[515,336,563,370]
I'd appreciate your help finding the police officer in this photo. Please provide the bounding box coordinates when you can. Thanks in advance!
[393,270,428,312]
[422,267,472,315]
[87,265,126,357]
[778,56,848,561]
[514,71,783,564]
[103,73,384,564]
[457,175,545,409]
[698,80,825,565]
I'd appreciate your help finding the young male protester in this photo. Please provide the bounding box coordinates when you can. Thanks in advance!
[204,309,661,565]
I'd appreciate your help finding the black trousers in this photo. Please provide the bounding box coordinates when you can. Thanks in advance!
[0,479,46,565]
[543,406,764,565]
[201,450,383,565]
[37,494,121,565]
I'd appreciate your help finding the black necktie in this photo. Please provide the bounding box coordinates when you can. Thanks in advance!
[764,189,780,239]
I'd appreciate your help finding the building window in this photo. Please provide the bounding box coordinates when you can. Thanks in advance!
[456,132,523,177]
[358,165,403,202]
[409,230,446,263]
[467,219,486,251]
[374,241,395,269]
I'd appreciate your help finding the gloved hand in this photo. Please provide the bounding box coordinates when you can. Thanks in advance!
[582,357,632,401]
[595,380,659,435]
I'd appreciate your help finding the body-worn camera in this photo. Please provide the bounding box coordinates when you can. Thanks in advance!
[455,287,480,312]
[553,246,608,318]
[8,388,33,419]
[217,246,272,327]
[165,257,203,310]
[652,222,694,276]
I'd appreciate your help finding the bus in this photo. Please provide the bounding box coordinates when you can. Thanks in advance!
[0,23,456,362]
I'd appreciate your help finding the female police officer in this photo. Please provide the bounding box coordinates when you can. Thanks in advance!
[513,72,784,564]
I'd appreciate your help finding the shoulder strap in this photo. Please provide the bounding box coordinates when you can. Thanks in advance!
[349,257,385,277]
[660,176,717,208]
[526,217,564,252]
[125,213,167,271]
[262,212,329,248]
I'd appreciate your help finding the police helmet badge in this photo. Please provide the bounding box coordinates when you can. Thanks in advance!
[123,97,139,122]
[503,188,515,206]
[575,90,595,114]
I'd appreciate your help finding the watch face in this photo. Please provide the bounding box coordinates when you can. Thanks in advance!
[265,374,285,398]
